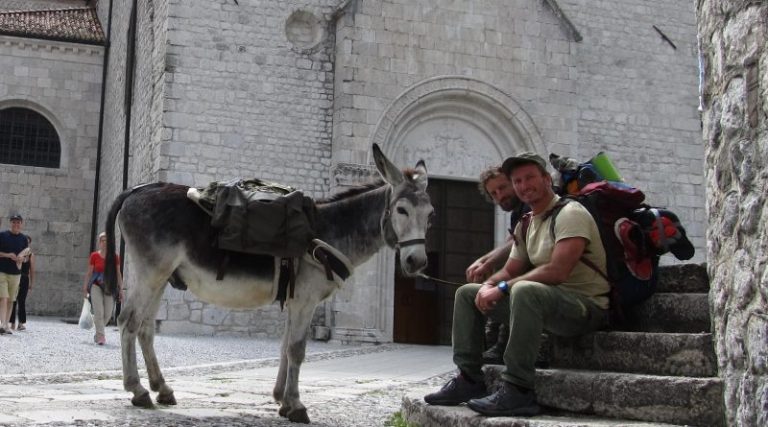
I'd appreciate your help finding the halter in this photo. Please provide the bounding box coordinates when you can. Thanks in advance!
[381,186,427,250]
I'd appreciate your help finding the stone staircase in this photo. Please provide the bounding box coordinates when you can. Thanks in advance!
[402,264,726,426]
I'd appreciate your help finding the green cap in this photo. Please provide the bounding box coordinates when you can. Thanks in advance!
[501,152,548,175]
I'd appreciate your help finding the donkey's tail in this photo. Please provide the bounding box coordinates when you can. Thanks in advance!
[104,183,165,295]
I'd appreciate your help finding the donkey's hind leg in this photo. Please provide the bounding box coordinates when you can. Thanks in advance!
[275,300,316,424]
[119,277,167,409]
[136,284,176,405]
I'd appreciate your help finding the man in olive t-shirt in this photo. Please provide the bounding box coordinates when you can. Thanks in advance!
[425,153,609,417]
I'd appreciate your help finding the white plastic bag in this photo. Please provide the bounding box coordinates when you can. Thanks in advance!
[79,298,94,330]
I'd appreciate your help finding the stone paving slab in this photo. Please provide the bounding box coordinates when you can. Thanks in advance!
[0,329,454,426]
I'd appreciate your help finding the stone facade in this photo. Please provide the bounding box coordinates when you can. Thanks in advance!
[697,1,767,425]
[0,34,103,316]
[1,1,705,343]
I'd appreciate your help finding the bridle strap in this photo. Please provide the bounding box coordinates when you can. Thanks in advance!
[381,187,427,249]
[397,238,426,249]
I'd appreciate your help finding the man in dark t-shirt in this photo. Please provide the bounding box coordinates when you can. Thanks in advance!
[0,213,29,335]
[465,166,529,363]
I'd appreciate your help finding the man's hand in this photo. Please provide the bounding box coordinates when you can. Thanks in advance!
[466,258,492,283]
[475,283,504,314]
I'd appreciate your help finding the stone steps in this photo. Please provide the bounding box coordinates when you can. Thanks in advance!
[656,264,709,293]
[402,263,724,426]
[547,331,716,377]
[402,392,685,427]
[618,293,711,333]
[529,368,724,426]
[404,367,725,427]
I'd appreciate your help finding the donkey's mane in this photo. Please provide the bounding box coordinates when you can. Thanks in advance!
[315,168,422,205]
[316,180,385,204]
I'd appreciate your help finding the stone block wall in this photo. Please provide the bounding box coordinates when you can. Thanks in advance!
[333,0,705,262]
[97,0,346,337]
[94,0,134,232]
[561,0,705,260]
[697,1,767,425]
[0,36,103,316]
[157,0,339,193]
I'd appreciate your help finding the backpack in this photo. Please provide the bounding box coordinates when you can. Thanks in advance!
[522,153,696,319]
[522,181,660,312]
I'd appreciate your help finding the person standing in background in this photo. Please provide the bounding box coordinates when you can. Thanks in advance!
[10,235,34,331]
[82,232,123,345]
[0,214,29,335]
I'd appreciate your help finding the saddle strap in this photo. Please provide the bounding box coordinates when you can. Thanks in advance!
[276,258,296,310]
[216,253,230,281]
[313,247,335,281]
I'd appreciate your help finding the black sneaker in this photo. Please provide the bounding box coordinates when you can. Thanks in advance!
[467,381,540,417]
[0,328,11,335]
[424,374,487,406]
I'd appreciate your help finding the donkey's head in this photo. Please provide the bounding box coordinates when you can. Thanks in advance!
[373,144,433,276]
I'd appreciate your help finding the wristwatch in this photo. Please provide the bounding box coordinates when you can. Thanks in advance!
[497,281,510,295]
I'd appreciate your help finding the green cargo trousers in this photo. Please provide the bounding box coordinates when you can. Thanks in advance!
[452,281,607,389]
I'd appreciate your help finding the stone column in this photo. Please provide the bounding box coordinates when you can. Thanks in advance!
[696,2,767,426]
[327,162,395,344]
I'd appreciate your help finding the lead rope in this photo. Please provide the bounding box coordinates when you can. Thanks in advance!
[417,273,464,286]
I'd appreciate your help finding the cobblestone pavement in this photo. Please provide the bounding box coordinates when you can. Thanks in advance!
[0,317,454,426]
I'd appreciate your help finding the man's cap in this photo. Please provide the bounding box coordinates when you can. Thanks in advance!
[9,213,22,221]
[501,152,548,175]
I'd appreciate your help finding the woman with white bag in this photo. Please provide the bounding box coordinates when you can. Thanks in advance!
[82,232,123,345]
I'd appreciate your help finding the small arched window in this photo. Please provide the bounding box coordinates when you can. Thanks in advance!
[0,107,61,168]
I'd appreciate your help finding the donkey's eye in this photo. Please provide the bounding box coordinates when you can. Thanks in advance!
[396,207,409,216]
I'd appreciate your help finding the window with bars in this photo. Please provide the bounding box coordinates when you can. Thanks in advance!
[0,107,61,168]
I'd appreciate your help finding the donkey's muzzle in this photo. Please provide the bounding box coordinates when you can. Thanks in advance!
[399,246,428,277]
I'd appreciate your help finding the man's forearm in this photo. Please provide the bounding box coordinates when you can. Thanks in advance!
[485,241,514,270]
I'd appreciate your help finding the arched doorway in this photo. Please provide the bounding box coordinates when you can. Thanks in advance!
[375,77,545,345]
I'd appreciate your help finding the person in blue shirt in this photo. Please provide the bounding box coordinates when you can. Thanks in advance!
[0,213,29,335]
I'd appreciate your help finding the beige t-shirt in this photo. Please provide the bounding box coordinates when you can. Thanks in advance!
[510,195,610,309]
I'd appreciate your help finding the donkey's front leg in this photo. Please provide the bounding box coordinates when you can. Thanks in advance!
[275,301,315,424]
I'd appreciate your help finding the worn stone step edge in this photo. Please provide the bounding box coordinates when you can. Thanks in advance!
[402,390,685,427]
[616,293,711,333]
[657,263,708,293]
[546,331,716,377]
[482,367,724,426]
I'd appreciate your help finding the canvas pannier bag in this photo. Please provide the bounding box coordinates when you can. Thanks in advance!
[208,179,317,258]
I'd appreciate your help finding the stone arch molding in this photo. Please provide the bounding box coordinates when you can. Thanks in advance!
[0,98,69,169]
[371,76,545,179]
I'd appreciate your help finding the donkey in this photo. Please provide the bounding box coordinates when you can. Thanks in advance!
[103,144,433,423]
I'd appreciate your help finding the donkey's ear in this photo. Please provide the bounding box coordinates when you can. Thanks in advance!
[413,159,428,191]
[372,143,404,186]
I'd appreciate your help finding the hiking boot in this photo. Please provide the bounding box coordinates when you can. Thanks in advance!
[424,374,487,406]
[482,344,504,365]
[467,381,540,417]
[614,217,652,280]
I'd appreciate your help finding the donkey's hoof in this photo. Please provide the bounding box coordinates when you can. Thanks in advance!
[278,405,289,418]
[156,392,177,405]
[287,408,310,424]
[131,392,154,408]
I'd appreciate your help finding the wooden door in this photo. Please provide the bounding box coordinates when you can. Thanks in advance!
[394,179,495,345]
